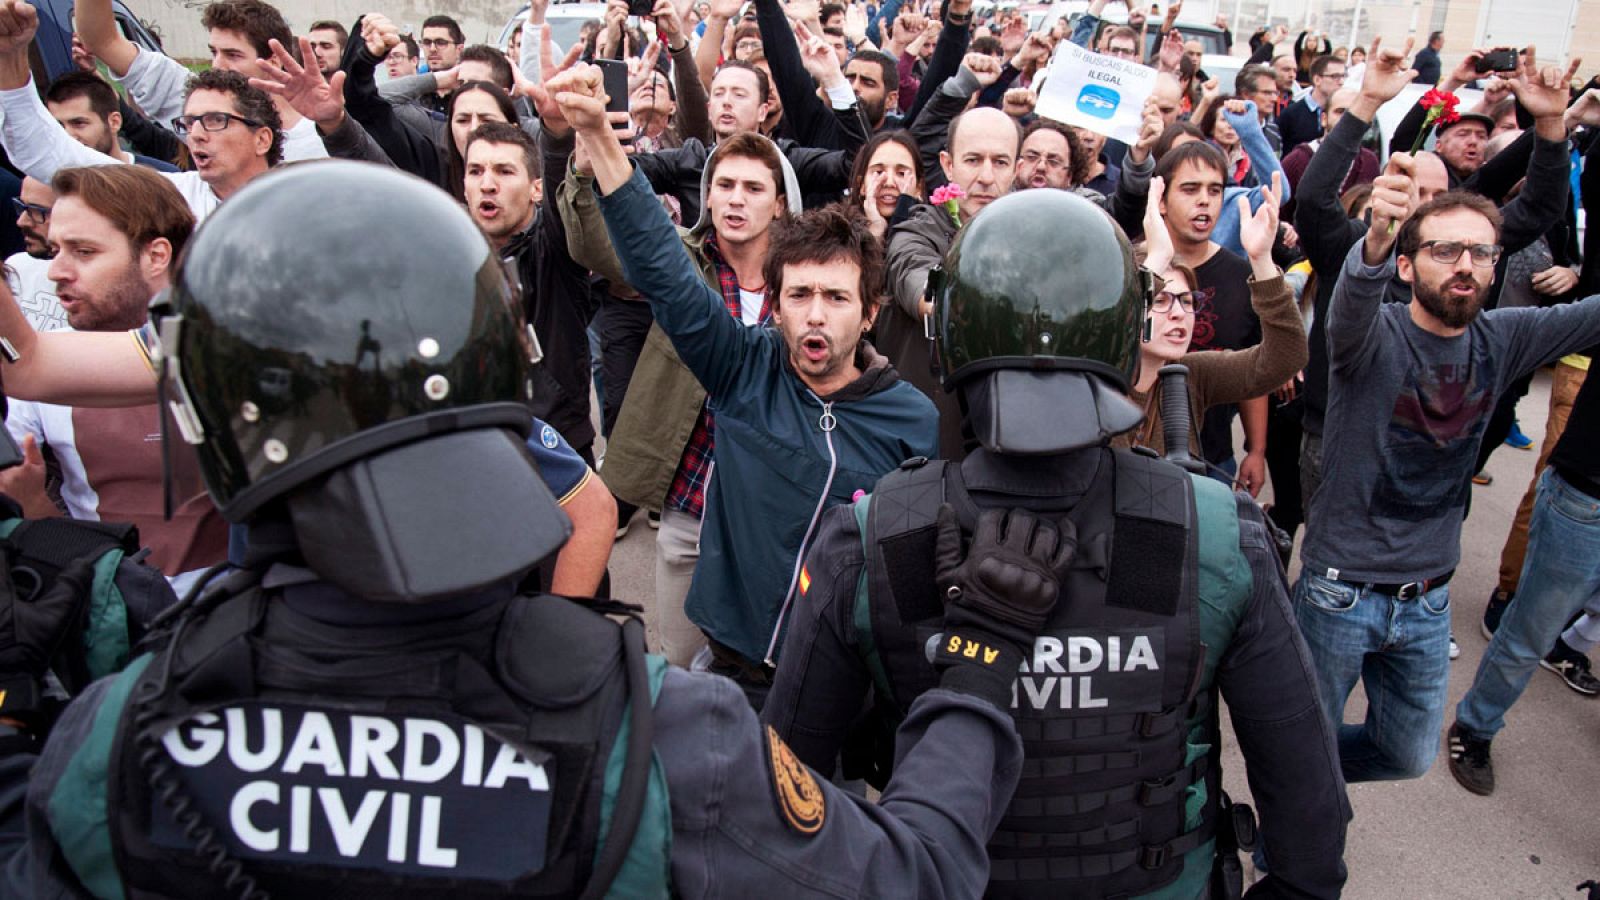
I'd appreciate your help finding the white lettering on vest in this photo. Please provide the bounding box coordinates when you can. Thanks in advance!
[231,781,279,851]
[164,712,223,766]
[226,707,282,772]
[1124,635,1159,670]
[402,719,460,783]
[282,712,345,776]
[418,796,459,867]
[320,787,386,857]
[484,743,550,791]
[348,716,400,779]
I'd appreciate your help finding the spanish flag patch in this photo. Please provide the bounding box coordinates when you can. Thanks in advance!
[798,565,811,595]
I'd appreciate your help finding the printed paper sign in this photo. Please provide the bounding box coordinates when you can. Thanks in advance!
[1034,41,1159,144]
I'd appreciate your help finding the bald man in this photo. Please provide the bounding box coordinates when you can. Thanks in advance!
[888,101,1022,456]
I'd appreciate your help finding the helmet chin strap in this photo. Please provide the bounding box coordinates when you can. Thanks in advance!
[961,369,1143,455]
[285,429,571,603]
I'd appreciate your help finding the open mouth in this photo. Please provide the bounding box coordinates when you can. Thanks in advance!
[1446,280,1477,298]
[1191,214,1212,230]
[191,150,213,169]
[800,334,829,363]
[721,213,747,229]
[477,199,500,219]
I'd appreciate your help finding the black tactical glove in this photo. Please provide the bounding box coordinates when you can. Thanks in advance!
[0,557,96,743]
[932,505,1076,707]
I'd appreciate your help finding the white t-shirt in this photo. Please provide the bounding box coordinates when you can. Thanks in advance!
[6,253,66,333]
[738,287,765,326]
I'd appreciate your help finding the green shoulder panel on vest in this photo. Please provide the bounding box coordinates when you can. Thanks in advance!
[1188,474,1251,692]
[1137,476,1253,900]
[597,653,673,899]
[83,550,132,680]
[848,495,896,705]
[48,653,154,900]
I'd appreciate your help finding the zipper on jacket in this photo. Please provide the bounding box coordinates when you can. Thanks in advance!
[765,398,838,666]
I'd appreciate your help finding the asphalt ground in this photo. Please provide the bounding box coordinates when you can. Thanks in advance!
[596,366,1599,898]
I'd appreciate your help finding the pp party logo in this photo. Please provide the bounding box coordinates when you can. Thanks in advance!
[1075,85,1120,119]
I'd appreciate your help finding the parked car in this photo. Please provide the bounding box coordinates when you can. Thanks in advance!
[30,0,166,86]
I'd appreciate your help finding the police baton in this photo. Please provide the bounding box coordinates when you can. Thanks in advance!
[1157,364,1205,475]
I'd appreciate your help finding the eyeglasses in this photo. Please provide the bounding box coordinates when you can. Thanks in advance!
[419,37,460,49]
[1417,240,1503,267]
[1106,46,1138,58]
[1319,71,1347,81]
[11,198,48,222]
[171,111,263,136]
[1150,290,1196,313]
[1020,151,1068,169]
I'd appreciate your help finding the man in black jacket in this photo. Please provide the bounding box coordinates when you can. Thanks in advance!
[466,122,597,462]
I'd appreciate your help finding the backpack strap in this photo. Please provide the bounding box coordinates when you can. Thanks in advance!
[1,518,138,602]
[582,616,657,900]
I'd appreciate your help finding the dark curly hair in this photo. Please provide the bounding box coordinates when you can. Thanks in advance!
[763,203,884,316]
[185,68,283,166]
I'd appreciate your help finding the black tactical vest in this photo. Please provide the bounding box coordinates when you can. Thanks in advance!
[104,571,661,899]
[855,450,1220,899]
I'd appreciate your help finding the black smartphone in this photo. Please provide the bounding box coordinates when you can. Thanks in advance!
[628,0,654,15]
[596,58,630,114]
[1475,48,1520,73]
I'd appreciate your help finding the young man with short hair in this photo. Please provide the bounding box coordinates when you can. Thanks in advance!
[0,164,230,586]
[418,14,465,110]
[1155,140,1270,495]
[386,33,420,78]
[559,126,800,668]
[304,18,347,77]
[461,121,597,473]
[550,63,936,699]
[1297,173,1600,785]
[1278,53,1346,152]
[43,71,177,171]
[73,0,330,162]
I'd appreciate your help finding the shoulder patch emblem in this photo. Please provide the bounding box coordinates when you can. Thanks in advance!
[540,424,560,449]
[765,725,825,835]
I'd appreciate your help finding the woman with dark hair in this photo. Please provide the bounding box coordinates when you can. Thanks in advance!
[1198,98,1257,187]
[848,131,924,240]
[445,81,518,201]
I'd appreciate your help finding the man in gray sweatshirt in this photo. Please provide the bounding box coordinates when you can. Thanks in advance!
[1294,146,1600,784]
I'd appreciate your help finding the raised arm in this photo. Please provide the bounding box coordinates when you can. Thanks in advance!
[656,0,712,144]
[1495,51,1581,254]
[555,64,762,399]
[73,0,138,74]
[0,276,157,407]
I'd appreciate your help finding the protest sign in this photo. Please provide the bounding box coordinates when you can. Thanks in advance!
[1034,41,1158,144]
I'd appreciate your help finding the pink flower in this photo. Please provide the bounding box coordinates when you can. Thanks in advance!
[851,489,866,502]
[929,183,967,205]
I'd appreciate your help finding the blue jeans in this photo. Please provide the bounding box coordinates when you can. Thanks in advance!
[1457,469,1600,740]
[1292,570,1452,782]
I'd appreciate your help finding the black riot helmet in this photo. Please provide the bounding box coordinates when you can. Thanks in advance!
[152,161,569,601]
[929,189,1150,454]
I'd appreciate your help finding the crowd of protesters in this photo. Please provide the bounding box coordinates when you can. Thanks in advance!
[0,0,1595,889]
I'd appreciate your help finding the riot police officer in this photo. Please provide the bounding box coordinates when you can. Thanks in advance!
[0,163,1078,898]
[762,189,1352,899]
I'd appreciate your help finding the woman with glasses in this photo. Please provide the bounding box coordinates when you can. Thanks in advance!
[1120,174,1307,460]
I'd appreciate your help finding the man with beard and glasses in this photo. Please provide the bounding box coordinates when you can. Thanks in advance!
[5,175,63,332]
[0,165,229,591]
[1293,169,1600,787]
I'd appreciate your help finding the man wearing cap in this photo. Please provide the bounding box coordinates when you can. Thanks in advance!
[1433,109,1496,183]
